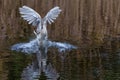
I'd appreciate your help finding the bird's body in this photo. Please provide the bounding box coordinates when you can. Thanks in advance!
[19,6,61,35]
[11,6,77,72]
[19,6,62,48]
[19,5,62,69]
[16,6,77,79]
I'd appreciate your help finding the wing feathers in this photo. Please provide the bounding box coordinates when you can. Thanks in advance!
[19,6,41,27]
[19,6,61,26]
[44,6,61,24]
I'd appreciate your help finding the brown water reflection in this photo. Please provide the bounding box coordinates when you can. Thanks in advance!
[0,42,120,80]
[49,48,120,80]
[0,51,10,80]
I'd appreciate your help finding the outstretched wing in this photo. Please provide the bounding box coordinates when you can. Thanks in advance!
[11,39,40,54]
[19,6,41,26]
[44,6,61,24]
[48,41,77,53]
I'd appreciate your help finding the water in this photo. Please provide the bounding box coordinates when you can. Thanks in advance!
[0,44,120,80]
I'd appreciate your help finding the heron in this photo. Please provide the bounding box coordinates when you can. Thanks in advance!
[19,6,62,42]
[19,6,62,70]
[12,6,77,54]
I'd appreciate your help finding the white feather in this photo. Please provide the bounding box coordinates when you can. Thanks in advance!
[44,6,62,24]
[19,6,41,27]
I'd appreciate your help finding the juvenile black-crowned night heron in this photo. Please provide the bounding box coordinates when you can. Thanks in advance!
[19,6,62,41]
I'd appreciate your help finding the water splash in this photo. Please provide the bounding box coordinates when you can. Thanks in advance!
[11,40,77,54]
[11,39,40,54]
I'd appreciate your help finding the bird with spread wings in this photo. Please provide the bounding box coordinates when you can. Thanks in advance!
[11,6,77,54]
[19,6,61,35]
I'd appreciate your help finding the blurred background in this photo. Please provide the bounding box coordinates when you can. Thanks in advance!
[1,0,120,48]
[0,0,120,80]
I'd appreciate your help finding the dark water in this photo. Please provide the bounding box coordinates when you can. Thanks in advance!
[0,45,120,80]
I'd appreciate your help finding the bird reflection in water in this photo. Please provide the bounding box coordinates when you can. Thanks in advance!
[21,57,59,80]
[11,6,77,80]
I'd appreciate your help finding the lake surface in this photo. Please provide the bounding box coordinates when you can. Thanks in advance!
[0,42,120,80]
